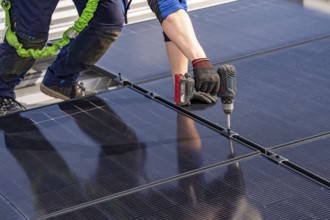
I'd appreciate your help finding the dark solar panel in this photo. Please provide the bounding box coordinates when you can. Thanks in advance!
[49,156,330,220]
[97,0,330,82]
[0,198,24,220]
[275,136,330,181]
[141,37,330,148]
[0,88,254,219]
[1,0,330,219]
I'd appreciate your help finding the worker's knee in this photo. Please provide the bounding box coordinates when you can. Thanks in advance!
[15,31,47,50]
[88,28,120,64]
[85,0,126,32]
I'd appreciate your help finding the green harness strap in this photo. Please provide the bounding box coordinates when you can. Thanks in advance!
[1,0,100,59]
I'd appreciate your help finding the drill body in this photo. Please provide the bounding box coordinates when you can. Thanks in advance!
[174,73,195,106]
[217,65,237,132]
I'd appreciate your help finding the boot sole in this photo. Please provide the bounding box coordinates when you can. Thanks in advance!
[40,83,70,100]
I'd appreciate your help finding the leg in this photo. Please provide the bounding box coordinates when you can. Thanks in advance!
[42,27,121,87]
[162,9,206,62]
[42,0,126,88]
[0,0,59,116]
[165,41,188,78]
[0,0,58,98]
[148,0,205,62]
[148,0,219,96]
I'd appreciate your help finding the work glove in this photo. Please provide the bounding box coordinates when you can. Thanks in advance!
[191,91,217,104]
[192,58,220,96]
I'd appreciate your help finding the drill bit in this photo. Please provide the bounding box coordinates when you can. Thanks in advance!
[227,114,231,134]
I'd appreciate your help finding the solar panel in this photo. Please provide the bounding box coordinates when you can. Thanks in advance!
[49,156,330,220]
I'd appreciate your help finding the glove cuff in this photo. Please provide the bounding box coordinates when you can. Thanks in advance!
[192,58,213,69]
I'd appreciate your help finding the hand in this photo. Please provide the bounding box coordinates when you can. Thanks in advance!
[193,68,220,96]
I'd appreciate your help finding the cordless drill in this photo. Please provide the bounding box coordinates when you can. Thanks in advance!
[217,65,237,134]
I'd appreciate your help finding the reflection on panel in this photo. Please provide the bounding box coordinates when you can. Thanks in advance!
[50,156,330,220]
[0,89,254,219]
[0,198,24,220]
[299,0,330,14]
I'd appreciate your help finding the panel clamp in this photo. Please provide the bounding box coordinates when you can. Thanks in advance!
[268,152,289,164]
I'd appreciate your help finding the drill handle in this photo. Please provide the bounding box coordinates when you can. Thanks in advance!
[217,64,237,104]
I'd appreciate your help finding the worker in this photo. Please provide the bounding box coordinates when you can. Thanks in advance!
[147,0,220,104]
[0,0,128,116]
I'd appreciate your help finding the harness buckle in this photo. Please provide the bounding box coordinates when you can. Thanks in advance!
[65,27,79,39]
[1,0,10,9]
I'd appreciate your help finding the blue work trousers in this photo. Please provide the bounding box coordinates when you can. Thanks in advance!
[0,0,127,98]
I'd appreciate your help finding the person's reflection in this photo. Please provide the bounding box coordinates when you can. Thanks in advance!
[298,0,330,15]
[1,105,148,219]
[58,97,149,218]
[58,97,147,191]
[0,114,87,217]
[176,112,205,204]
[1,97,262,219]
[173,113,262,220]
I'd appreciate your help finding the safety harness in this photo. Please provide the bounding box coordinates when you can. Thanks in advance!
[0,0,100,59]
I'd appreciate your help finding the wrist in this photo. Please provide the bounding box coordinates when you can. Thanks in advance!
[192,58,213,69]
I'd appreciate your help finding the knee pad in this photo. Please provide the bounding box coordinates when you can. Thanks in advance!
[67,26,121,68]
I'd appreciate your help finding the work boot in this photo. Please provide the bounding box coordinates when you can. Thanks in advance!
[40,82,96,100]
[0,96,27,116]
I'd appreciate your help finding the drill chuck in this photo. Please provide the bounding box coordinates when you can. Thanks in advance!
[222,103,234,115]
